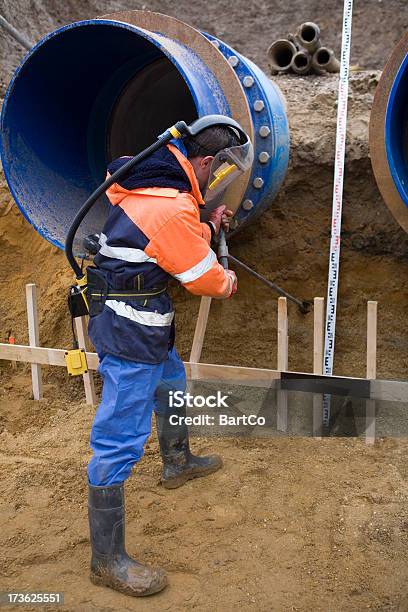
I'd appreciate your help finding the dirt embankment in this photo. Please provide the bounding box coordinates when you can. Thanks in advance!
[1,1,407,380]
[1,69,408,382]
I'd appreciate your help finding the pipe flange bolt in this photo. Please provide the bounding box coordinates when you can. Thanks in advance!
[258,151,270,163]
[242,199,254,210]
[254,99,264,112]
[253,177,264,189]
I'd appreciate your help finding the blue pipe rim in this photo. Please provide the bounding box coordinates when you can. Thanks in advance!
[203,33,290,231]
[385,50,408,209]
[0,19,230,249]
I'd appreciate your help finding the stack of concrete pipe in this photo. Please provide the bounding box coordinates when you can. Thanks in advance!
[267,22,340,76]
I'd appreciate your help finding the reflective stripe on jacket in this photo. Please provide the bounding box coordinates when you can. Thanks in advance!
[88,144,232,364]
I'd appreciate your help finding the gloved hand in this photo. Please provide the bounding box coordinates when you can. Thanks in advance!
[225,269,238,297]
[208,205,234,236]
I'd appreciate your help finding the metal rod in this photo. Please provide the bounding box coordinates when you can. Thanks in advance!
[218,228,229,269]
[0,15,33,50]
[227,253,311,314]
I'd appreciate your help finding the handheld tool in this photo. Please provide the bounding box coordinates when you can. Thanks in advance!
[217,228,229,270]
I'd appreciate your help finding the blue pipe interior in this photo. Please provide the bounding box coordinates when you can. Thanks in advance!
[1,19,289,253]
[386,52,408,208]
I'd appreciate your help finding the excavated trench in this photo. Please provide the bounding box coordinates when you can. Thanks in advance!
[1,70,407,383]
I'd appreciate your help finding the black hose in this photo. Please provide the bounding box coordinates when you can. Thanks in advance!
[65,130,174,278]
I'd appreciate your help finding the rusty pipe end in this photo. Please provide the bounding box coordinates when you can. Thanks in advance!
[296,22,321,53]
[267,39,297,73]
[312,47,340,73]
[291,50,312,75]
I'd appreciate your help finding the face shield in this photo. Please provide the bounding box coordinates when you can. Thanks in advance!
[204,137,254,203]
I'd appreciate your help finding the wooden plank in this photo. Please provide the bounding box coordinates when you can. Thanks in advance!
[185,361,281,387]
[1,341,407,402]
[277,297,288,371]
[366,301,377,445]
[313,297,325,437]
[188,296,212,393]
[75,316,97,406]
[0,343,99,370]
[25,284,43,400]
[277,297,288,431]
[189,297,212,364]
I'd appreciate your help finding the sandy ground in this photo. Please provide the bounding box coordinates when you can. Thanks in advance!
[1,1,408,610]
[1,368,408,611]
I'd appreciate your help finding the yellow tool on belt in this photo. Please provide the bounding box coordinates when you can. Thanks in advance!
[65,347,88,376]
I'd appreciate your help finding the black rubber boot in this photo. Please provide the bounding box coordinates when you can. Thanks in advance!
[156,410,223,489]
[88,483,167,596]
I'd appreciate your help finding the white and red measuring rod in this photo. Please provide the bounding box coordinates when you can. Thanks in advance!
[323,0,354,425]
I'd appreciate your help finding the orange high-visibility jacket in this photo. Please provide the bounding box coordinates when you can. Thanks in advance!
[105,145,232,298]
[88,144,233,364]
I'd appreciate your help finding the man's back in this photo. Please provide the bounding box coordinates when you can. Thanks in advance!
[88,143,231,363]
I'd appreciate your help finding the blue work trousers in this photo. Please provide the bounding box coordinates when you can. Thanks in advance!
[87,347,186,486]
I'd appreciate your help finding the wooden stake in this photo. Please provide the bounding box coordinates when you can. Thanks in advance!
[188,296,212,391]
[277,297,288,371]
[25,284,43,400]
[75,316,97,406]
[313,298,325,376]
[189,297,212,364]
[366,301,377,380]
[313,297,324,437]
[365,301,377,445]
[277,297,288,431]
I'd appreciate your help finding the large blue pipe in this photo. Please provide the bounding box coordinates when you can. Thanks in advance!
[370,32,408,234]
[0,13,289,253]
[385,52,408,209]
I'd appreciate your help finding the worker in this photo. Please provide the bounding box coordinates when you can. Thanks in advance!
[86,121,253,597]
